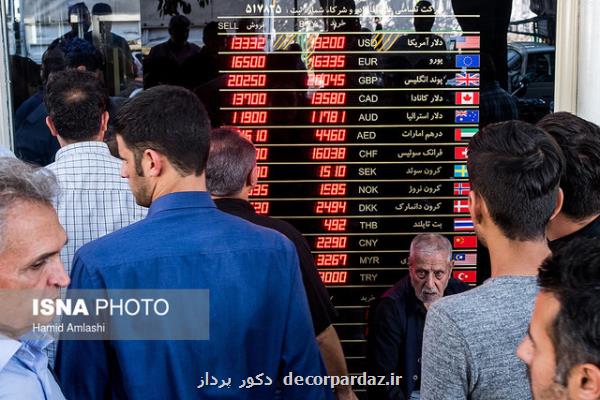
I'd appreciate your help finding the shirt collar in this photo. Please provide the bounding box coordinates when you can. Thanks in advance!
[54,141,111,161]
[214,198,255,215]
[147,191,216,218]
[0,335,21,372]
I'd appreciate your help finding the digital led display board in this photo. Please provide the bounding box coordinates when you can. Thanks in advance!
[217,1,479,373]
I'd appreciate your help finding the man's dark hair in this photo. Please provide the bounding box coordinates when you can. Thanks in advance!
[538,237,600,384]
[44,69,109,141]
[63,37,104,71]
[206,127,256,197]
[467,120,564,240]
[115,85,210,176]
[537,112,600,220]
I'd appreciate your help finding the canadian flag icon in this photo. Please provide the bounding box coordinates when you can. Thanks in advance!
[455,92,480,105]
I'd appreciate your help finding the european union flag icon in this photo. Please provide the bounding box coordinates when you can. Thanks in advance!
[454,164,468,178]
[455,110,479,123]
[456,55,480,68]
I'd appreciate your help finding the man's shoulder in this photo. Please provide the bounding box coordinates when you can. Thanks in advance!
[381,275,412,302]
[429,276,539,329]
[77,207,295,266]
[249,214,305,243]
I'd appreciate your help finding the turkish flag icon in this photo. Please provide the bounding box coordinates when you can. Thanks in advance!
[454,235,477,248]
[453,270,477,283]
[455,92,480,105]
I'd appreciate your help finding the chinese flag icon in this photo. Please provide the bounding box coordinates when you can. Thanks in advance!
[454,235,477,248]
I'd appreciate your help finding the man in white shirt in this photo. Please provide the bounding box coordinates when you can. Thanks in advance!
[44,69,146,278]
[44,69,146,364]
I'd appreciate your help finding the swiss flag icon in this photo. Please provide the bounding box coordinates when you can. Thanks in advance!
[455,92,480,105]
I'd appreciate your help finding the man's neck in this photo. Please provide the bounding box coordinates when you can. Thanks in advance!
[488,235,551,277]
[151,175,207,202]
[547,212,600,241]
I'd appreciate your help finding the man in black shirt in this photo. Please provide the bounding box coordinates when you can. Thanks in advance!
[206,127,357,400]
[537,112,600,250]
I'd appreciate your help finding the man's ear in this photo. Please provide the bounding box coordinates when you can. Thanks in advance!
[550,188,564,221]
[567,363,600,400]
[247,165,258,188]
[98,111,110,140]
[45,116,59,137]
[143,149,164,177]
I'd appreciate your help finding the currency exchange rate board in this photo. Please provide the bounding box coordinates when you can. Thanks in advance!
[217,0,480,376]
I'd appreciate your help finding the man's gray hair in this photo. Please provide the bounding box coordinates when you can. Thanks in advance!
[0,158,58,249]
[206,127,256,197]
[409,233,453,263]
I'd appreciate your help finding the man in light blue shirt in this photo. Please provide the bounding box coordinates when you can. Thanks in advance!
[0,334,65,399]
[0,158,70,399]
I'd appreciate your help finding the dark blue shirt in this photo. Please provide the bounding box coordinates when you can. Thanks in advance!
[367,276,469,399]
[56,192,331,400]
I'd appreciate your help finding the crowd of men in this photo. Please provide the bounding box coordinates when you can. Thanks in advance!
[1,67,600,400]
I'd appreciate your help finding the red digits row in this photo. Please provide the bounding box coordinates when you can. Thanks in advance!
[239,129,268,143]
[313,36,346,50]
[231,55,266,69]
[230,36,266,50]
[311,147,347,161]
[316,253,348,266]
[323,218,348,231]
[232,92,268,106]
[307,73,346,87]
[314,129,347,142]
[250,201,270,215]
[315,201,348,214]
[227,74,266,87]
[311,110,346,124]
[311,92,347,105]
[315,236,348,249]
[318,165,347,178]
[232,111,267,125]
[319,183,347,196]
[311,55,346,69]
[319,270,348,284]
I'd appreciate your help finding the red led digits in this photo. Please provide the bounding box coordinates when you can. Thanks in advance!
[311,147,347,161]
[318,165,347,178]
[314,129,347,142]
[232,92,268,106]
[323,218,348,231]
[231,55,266,69]
[319,183,347,196]
[250,201,270,215]
[255,148,269,160]
[311,110,347,124]
[226,74,267,87]
[319,270,348,284]
[307,74,346,87]
[311,92,347,105]
[315,201,348,214]
[255,165,269,178]
[232,111,268,125]
[313,36,346,50]
[239,129,268,143]
[316,254,348,266]
[311,55,346,69]
[249,184,269,197]
[230,36,266,50]
[315,236,348,249]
